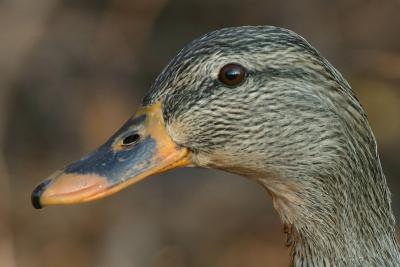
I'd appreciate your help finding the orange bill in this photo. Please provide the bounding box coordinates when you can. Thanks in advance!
[31,102,192,209]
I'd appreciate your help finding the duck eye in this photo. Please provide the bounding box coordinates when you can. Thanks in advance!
[218,63,246,87]
[121,134,140,146]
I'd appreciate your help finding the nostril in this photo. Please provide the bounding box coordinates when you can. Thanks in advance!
[122,134,140,146]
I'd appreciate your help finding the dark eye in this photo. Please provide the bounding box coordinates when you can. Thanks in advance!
[218,63,246,87]
[122,134,140,146]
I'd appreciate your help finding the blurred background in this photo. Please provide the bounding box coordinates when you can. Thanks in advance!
[0,0,399,266]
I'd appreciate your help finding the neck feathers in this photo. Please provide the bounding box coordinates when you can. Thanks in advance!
[260,148,400,266]
[281,82,400,266]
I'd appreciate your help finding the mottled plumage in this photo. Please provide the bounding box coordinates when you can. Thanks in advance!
[143,26,400,266]
[31,25,400,266]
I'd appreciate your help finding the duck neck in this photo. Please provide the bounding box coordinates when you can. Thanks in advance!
[258,165,400,266]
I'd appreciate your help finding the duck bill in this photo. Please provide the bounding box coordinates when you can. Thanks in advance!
[31,102,191,209]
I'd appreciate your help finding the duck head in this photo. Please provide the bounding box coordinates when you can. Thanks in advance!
[32,26,400,265]
[31,25,380,216]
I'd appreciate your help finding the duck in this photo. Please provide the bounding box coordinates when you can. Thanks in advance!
[31,26,400,266]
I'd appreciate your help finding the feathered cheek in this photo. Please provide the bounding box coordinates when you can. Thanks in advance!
[166,119,191,148]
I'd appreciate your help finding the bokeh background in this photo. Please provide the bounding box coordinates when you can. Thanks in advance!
[1,0,399,266]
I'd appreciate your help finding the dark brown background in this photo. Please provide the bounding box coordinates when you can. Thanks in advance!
[0,0,399,266]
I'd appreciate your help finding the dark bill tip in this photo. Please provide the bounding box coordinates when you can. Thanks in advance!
[31,179,51,209]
